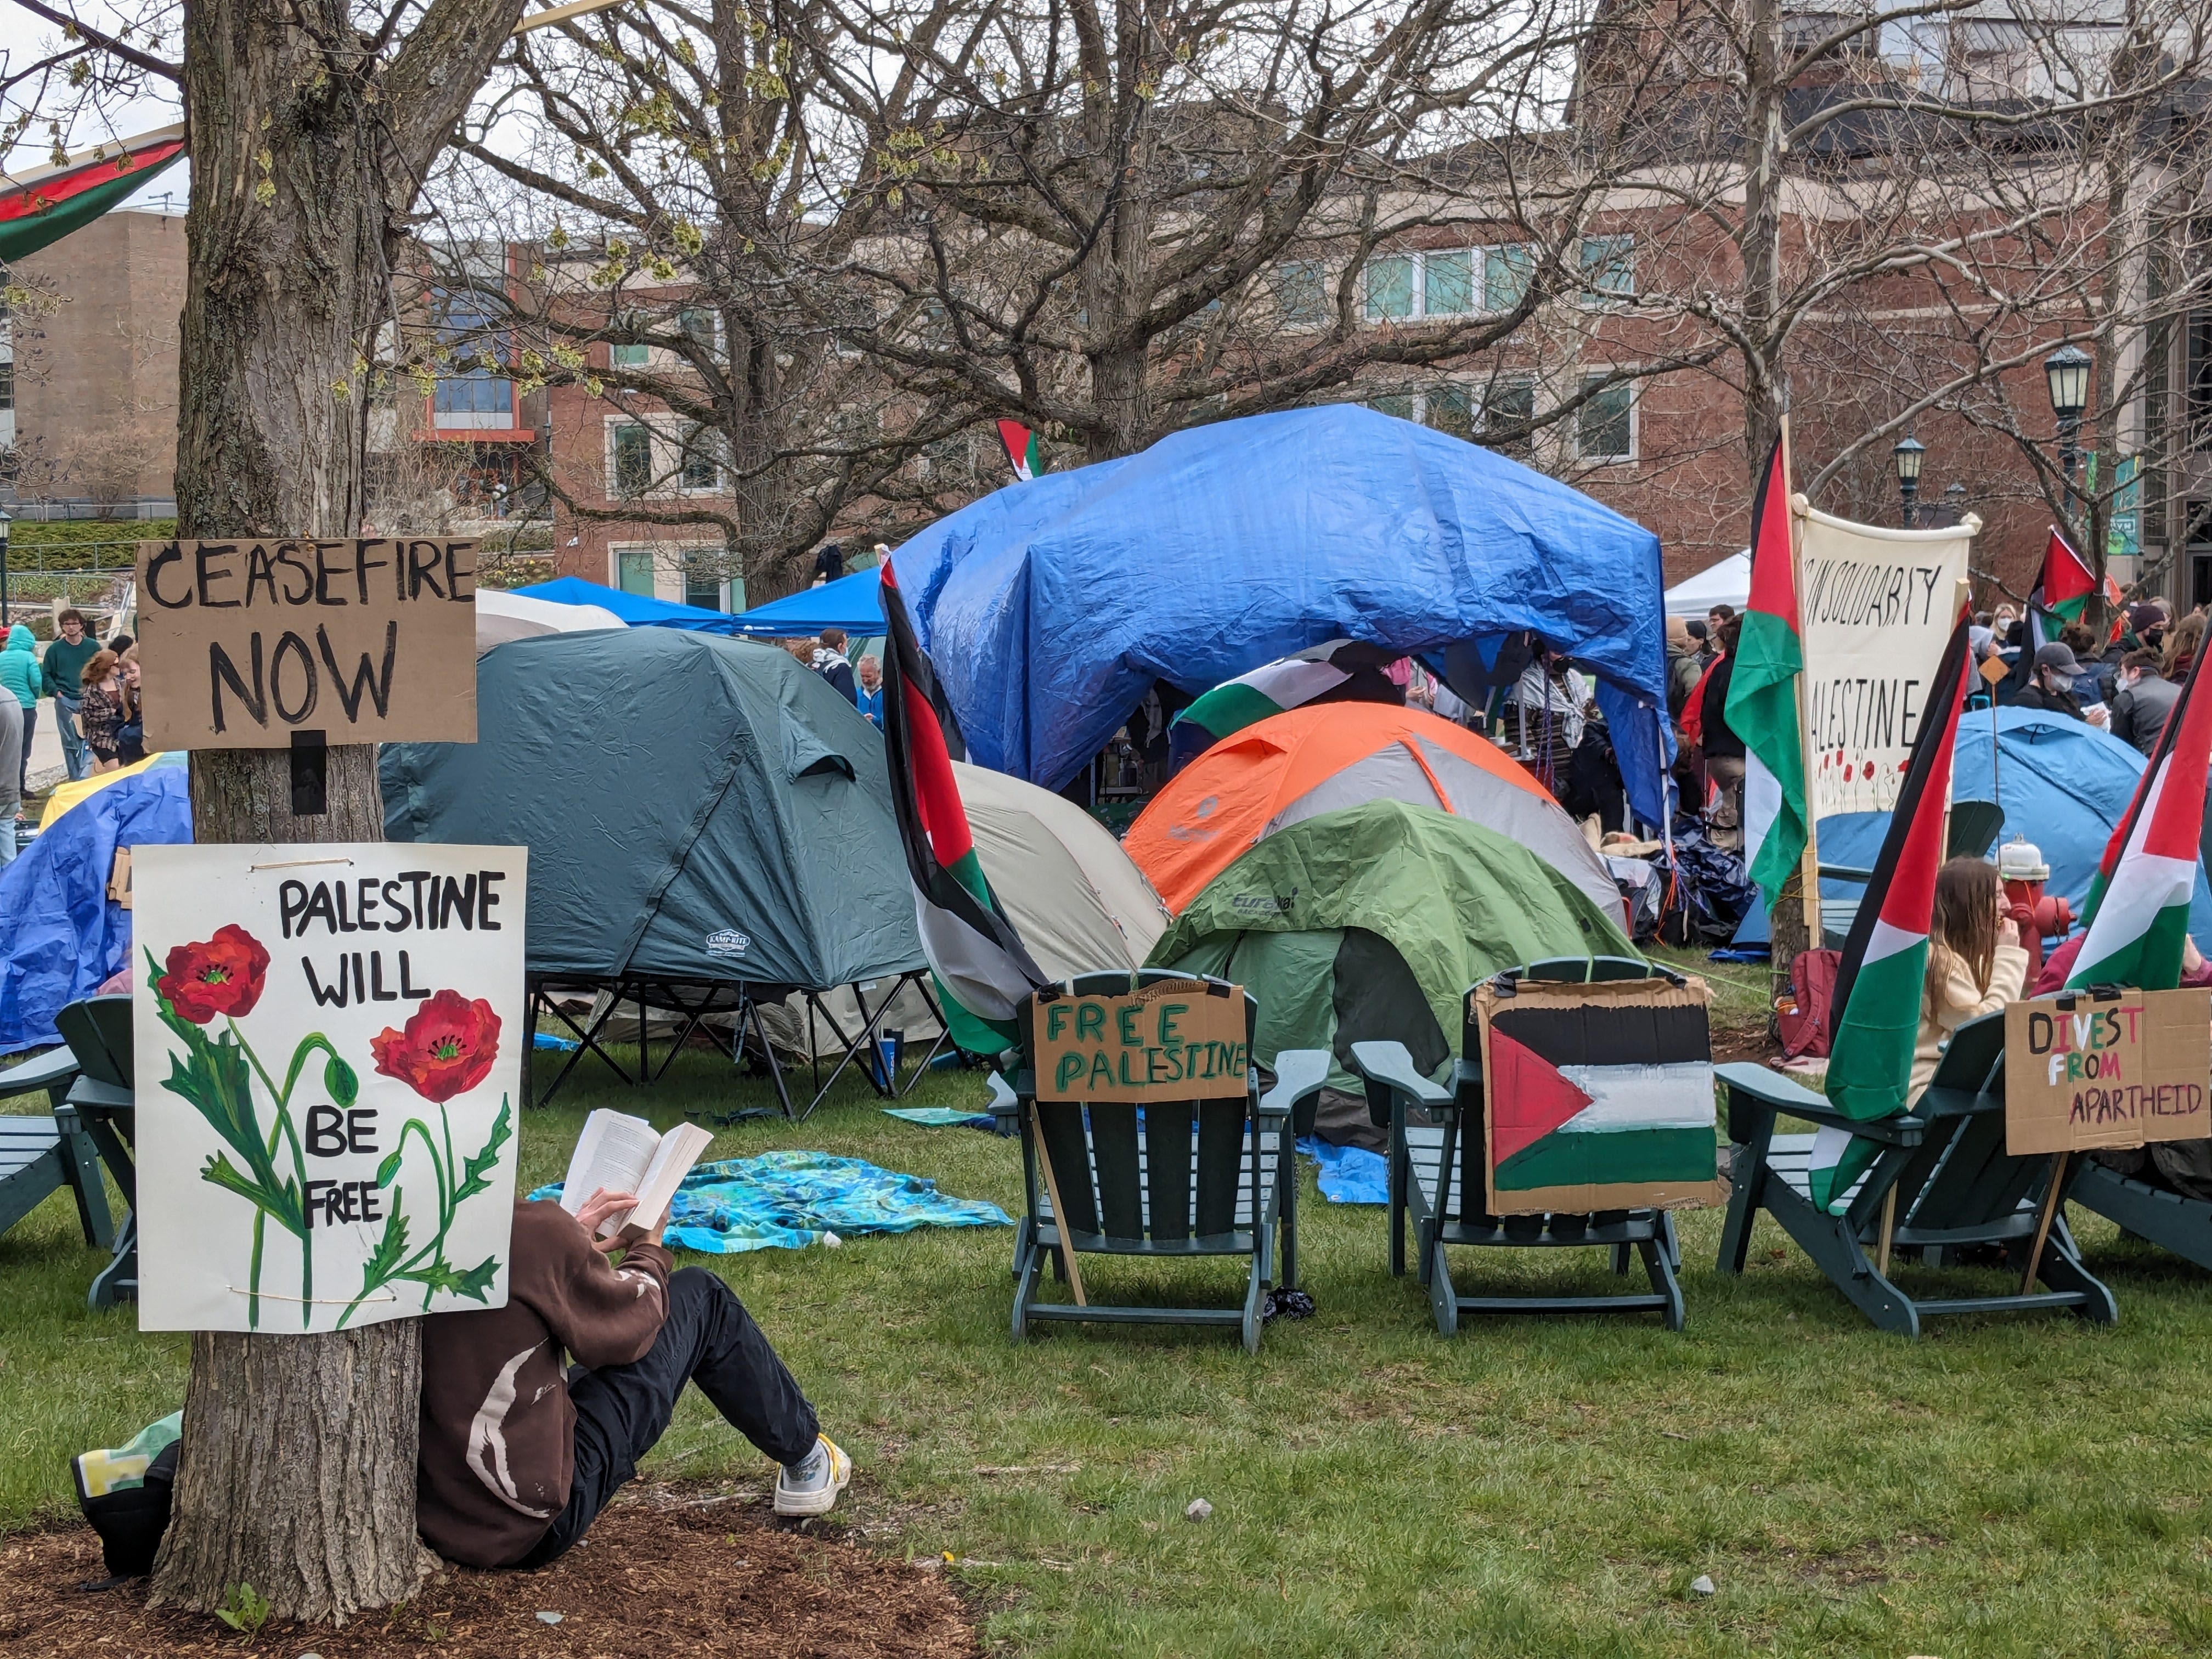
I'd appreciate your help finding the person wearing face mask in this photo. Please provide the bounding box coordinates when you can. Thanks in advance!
[2012,641,2108,728]
[2108,650,2180,755]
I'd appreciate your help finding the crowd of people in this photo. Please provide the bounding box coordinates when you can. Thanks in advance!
[775,626,884,728]
[0,608,149,868]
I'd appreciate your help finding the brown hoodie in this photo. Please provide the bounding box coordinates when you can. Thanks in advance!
[417,1199,672,1568]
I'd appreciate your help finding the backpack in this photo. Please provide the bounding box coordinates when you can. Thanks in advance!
[73,1412,182,1579]
[1776,948,1842,1059]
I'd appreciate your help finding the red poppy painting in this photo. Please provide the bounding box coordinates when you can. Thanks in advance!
[371,989,503,1104]
[157,924,272,1024]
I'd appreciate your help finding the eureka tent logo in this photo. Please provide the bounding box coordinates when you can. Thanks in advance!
[705,929,751,956]
[1232,888,1297,915]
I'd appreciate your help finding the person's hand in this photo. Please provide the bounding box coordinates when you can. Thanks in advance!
[1997,916,2021,949]
[2185,936,2205,976]
[2086,705,2110,729]
[610,1203,670,1251]
[575,1187,637,1251]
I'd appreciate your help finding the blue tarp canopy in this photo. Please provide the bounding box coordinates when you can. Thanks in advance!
[514,575,741,633]
[731,568,885,637]
[891,406,1674,822]
[1733,710,2212,949]
[0,763,193,1054]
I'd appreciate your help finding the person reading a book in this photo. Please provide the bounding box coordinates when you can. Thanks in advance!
[416,1180,849,1570]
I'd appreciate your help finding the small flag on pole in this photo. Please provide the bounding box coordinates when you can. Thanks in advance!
[996,420,1047,482]
[1810,601,1974,1210]
[2066,644,2212,991]
[2004,528,2096,696]
[879,563,1048,1048]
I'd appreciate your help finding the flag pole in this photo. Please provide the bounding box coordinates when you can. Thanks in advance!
[1781,416,1821,939]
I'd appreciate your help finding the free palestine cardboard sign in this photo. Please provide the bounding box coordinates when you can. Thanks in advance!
[2003,988,2210,1156]
[134,537,478,749]
[133,843,526,1334]
[1032,979,1250,1103]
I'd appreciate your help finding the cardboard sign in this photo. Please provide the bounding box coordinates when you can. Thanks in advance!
[1796,504,1974,816]
[134,842,527,1333]
[1472,976,1722,1216]
[1034,979,1249,1102]
[2004,988,2211,1156]
[135,537,478,749]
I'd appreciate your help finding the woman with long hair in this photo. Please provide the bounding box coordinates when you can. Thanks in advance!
[1911,856,2029,1096]
[76,649,125,773]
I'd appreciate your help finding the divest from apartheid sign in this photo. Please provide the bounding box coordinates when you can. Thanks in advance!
[1033,979,1250,1102]
[134,537,478,749]
[1796,503,1976,817]
[133,842,527,1333]
[2004,987,2210,1156]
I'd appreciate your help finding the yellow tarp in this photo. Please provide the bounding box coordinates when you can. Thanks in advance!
[40,753,173,829]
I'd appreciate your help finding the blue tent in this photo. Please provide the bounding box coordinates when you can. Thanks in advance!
[1734,710,2212,950]
[891,406,1674,822]
[731,568,885,637]
[0,763,193,1053]
[513,575,742,633]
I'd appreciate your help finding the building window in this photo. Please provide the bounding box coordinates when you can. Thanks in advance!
[431,289,514,428]
[1368,246,1541,321]
[1426,385,1476,441]
[2188,311,2212,451]
[1273,261,1331,329]
[1576,375,1634,463]
[1370,392,1418,422]
[680,308,719,355]
[611,423,654,495]
[610,341,651,369]
[0,358,14,412]
[1578,235,1635,302]
[616,546,656,596]
[1482,379,1536,454]
[679,423,724,492]
[684,549,730,611]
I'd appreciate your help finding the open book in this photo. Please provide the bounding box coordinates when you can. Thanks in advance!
[558,1110,714,1238]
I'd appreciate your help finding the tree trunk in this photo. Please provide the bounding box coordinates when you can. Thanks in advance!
[1739,0,1787,480]
[150,0,522,1620]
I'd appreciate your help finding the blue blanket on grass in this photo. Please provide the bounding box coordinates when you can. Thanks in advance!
[530,1150,1010,1254]
[1297,1137,1389,1205]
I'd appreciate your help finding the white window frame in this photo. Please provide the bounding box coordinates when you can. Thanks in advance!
[678,421,727,495]
[1367,377,1537,447]
[1574,373,1637,465]
[1365,245,1543,323]
[1577,234,1637,306]
[606,414,659,498]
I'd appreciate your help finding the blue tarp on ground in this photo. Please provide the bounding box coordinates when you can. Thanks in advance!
[530,1150,1009,1253]
[891,406,1674,823]
[1731,710,2212,949]
[513,575,743,633]
[731,568,885,637]
[0,764,192,1053]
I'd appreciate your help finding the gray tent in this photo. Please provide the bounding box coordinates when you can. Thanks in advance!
[380,628,923,990]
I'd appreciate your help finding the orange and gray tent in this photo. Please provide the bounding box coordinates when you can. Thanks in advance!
[1124,703,1622,922]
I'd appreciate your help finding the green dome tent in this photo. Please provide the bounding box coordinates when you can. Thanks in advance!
[1148,799,1637,1094]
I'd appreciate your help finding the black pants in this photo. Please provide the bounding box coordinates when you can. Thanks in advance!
[515,1267,818,1567]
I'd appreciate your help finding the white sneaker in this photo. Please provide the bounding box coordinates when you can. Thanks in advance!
[773,1434,852,1517]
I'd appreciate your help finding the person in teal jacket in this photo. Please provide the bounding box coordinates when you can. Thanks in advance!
[0,624,41,795]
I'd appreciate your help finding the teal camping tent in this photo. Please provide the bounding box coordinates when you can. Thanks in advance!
[380,629,922,990]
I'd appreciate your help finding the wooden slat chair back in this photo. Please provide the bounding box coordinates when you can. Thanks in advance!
[1717,1010,2116,1336]
[1351,955,1690,1335]
[1002,970,1330,1353]
[55,997,134,1098]
[1,1041,112,1250]
[53,996,139,1307]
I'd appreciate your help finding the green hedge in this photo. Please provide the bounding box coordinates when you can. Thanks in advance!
[8,518,177,546]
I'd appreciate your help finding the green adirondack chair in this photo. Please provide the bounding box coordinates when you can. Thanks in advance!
[52,997,138,1309]
[0,1041,112,1251]
[995,970,1330,1353]
[2069,1159,2212,1274]
[1717,1009,2117,1335]
[1350,956,1690,1335]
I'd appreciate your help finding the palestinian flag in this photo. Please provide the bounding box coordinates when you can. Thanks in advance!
[1812,603,1973,1210]
[879,562,1047,1047]
[0,126,186,266]
[1726,437,1809,910]
[1172,641,1408,758]
[2067,643,2212,990]
[2004,529,2096,696]
[996,420,1046,482]
[1485,998,1716,1204]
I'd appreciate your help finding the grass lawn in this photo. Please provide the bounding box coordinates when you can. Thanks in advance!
[6,996,2212,1657]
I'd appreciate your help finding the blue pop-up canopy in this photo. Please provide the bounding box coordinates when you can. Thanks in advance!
[891,406,1674,823]
[730,568,885,637]
[514,575,742,633]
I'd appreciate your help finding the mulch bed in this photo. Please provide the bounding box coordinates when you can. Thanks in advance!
[0,1487,980,1658]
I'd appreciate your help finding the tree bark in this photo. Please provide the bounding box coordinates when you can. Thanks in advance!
[150,0,528,1622]
[1738,0,1787,479]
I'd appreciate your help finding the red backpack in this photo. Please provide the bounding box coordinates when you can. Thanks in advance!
[1775,948,1841,1059]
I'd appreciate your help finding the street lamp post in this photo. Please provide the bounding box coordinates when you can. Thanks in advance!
[2044,345,2092,520]
[1893,435,1925,528]
[1944,481,1968,526]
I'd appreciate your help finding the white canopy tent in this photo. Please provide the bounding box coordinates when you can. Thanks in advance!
[1663,550,1751,618]
[475,588,627,654]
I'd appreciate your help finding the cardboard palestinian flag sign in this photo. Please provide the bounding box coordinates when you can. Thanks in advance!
[0,125,185,265]
[879,563,1047,1048]
[1475,975,1720,1215]
[1813,603,1973,1211]
[1726,437,1809,910]
[996,420,1046,482]
[2067,643,2212,990]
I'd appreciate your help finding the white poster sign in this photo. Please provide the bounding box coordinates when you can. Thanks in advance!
[1797,503,1976,816]
[134,843,527,1334]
